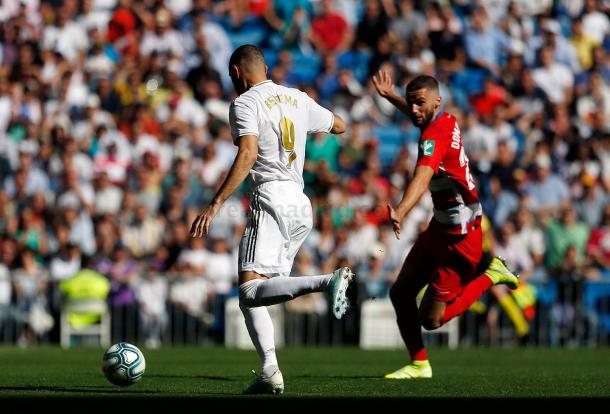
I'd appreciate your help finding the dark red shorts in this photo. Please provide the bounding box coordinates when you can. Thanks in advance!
[404,219,483,303]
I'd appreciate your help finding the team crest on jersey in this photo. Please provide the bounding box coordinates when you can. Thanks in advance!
[420,140,435,157]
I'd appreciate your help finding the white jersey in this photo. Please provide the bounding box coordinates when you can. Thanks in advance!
[229,80,334,189]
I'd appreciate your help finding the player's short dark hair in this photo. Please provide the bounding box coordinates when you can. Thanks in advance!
[229,44,266,69]
[406,75,439,94]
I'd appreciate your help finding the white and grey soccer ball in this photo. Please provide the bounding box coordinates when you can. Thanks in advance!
[102,342,146,386]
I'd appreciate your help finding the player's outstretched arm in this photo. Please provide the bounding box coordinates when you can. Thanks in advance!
[190,135,258,237]
[388,165,434,239]
[372,69,410,115]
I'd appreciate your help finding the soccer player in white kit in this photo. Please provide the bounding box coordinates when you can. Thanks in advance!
[190,44,355,394]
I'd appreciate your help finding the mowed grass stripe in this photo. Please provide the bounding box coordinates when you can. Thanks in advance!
[0,347,608,397]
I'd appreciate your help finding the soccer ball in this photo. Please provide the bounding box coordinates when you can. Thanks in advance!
[102,342,146,386]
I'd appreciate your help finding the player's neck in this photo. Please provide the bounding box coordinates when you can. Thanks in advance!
[246,77,270,90]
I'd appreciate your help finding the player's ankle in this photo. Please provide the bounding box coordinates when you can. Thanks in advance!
[262,364,279,378]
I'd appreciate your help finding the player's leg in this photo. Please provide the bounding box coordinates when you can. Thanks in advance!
[389,258,432,359]
[238,185,352,393]
[420,228,488,326]
[238,272,335,307]
[424,228,519,325]
[239,188,353,313]
[239,271,284,394]
[237,189,285,394]
[384,227,435,379]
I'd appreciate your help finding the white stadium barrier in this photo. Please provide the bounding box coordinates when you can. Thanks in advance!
[359,299,459,349]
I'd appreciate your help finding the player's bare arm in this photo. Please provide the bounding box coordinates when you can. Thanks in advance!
[330,114,346,134]
[190,135,258,238]
[372,69,410,115]
[388,165,434,239]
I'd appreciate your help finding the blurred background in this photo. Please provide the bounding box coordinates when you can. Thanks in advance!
[1,0,610,350]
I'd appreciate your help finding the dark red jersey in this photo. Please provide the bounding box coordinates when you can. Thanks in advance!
[415,112,482,234]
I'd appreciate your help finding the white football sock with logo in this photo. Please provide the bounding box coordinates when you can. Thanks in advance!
[238,275,332,307]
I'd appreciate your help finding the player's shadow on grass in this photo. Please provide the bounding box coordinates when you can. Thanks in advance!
[146,374,236,381]
[296,375,381,380]
[0,385,160,394]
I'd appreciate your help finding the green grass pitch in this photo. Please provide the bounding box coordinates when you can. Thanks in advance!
[0,347,608,398]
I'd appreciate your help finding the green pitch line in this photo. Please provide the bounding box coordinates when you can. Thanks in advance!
[0,347,608,398]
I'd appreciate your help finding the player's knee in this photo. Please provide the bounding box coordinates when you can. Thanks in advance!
[420,315,443,331]
[238,279,262,308]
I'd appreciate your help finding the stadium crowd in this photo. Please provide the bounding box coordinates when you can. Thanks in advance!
[1,0,610,347]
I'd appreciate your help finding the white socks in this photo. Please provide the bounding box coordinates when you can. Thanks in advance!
[238,274,332,307]
[240,305,278,371]
[239,274,333,372]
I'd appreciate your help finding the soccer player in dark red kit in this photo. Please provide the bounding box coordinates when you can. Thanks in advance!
[372,71,519,379]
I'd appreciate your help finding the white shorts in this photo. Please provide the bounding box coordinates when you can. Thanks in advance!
[238,181,313,278]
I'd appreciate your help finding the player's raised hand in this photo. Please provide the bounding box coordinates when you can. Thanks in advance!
[387,204,402,239]
[190,204,220,238]
[372,69,395,98]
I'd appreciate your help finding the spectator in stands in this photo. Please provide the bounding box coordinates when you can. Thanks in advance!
[549,245,590,346]
[101,242,139,342]
[59,259,110,341]
[546,204,591,270]
[461,110,497,175]
[135,269,168,349]
[140,8,184,59]
[310,0,353,53]
[524,154,570,214]
[570,16,600,71]
[169,271,213,334]
[464,5,509,77]
[49,230,81,284]
[177,234,210,276]
[273,5,312,53]
[388,0,427,48]
[346,208,378,268]
[93,169,123,216]
[354,0,389,52]
[576,71,610,139]
[204,237,236,295]
[512,206,547,283]
[481,175,519,228]
[532,45,574,105]
[56,167,95,216]
[582,0,610,45]
[359,242,390,300]
[13,206,49,257]
[161,157,204,209]
[120,203,164,259]
[585,204,610,277]
[12,247,51,346]
[574,170,607,228]
[495,221,533,280]
[4,140,49,198]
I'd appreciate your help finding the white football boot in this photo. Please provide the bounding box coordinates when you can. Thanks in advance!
[242,368,284,395]
[328,267,355,319]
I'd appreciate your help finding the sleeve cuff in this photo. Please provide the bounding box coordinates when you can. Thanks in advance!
[327,114,335,133]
